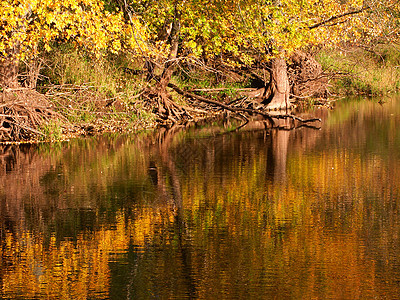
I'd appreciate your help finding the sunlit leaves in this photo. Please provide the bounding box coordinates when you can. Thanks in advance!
[0,0,148,60]
[1,0,398,70]
[126,0,398,66]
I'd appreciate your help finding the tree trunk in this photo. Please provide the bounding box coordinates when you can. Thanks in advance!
[0,57,19,89]
[155,7,181,118]
[262,58,290,111]
[158,7,181,99]
[0,16,26,90]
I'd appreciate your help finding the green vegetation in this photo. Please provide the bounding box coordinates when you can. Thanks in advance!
[32,48,157,136]
[318,45,400,95]
[39,120,63,141]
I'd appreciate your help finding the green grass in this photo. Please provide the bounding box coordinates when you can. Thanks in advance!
[317,45,400,96]
[33,45,156,138]
[46,50,145,101]
[39,120,63,142]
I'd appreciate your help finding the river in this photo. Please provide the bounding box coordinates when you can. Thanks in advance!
[1,96,400,299]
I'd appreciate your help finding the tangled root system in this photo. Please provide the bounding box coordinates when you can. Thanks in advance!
[0,88,68,142]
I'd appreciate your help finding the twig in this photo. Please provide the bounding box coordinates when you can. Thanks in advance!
[309,6,369,29]
[131,90,145,99]
[0,114,28,118]
[190,88,257,93]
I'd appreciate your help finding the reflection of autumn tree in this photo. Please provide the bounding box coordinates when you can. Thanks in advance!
[147,126,202,298]
[267,129,290,182]
[0,135,175,298]
[130,124,391,298]
[2,98,400,298]
[284,98,400,296]
[0,206,178,298]
[0,135,154,234]
[289,149,400,294]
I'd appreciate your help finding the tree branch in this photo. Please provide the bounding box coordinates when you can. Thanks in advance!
[309,6,369,30]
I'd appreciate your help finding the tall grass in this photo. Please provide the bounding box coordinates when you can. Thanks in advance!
[41,46,145,98]
[35,46,156,134]
[317,45,400,95]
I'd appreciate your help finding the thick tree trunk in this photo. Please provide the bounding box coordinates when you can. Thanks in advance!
[0,24,25,89]
[262,58,290,111]
[158,17,180,92]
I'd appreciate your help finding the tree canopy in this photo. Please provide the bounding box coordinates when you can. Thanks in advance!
[126,0,399,66]
[1,0,398,69]
[0,0,149,60]
[0,0,399,69]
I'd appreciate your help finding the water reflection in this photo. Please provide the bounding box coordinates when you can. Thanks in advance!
[1,97,400,298]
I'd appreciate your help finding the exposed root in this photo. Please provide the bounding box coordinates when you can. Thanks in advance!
[0,82,322,142]
[141,88,193,127]
[0,88,70,142]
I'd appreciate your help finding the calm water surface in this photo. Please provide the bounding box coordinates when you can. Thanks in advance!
[1,97,400,299]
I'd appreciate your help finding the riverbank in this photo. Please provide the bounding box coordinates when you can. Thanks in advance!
[1,44,398,143]
[0,48,263,143]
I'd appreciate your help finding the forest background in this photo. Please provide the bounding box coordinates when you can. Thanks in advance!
[0,0,399,142]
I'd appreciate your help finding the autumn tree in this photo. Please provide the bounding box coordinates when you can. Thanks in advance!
[0,0,149,89]
[2,0,398,117]
[127,0,400,116]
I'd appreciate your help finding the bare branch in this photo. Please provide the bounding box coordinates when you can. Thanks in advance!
[309,6,369,30]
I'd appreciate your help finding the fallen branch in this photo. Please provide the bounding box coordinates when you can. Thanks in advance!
[0,114,28,118]
[167,83,321,128]
[8,120,45,136]
[190,87,257,93]
[168,83,274,126]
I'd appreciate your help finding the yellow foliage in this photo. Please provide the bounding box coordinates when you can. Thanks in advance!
[0,202,178,299]
[0,0,149,60]
[133,0,399,64]
[1,0,398,67]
